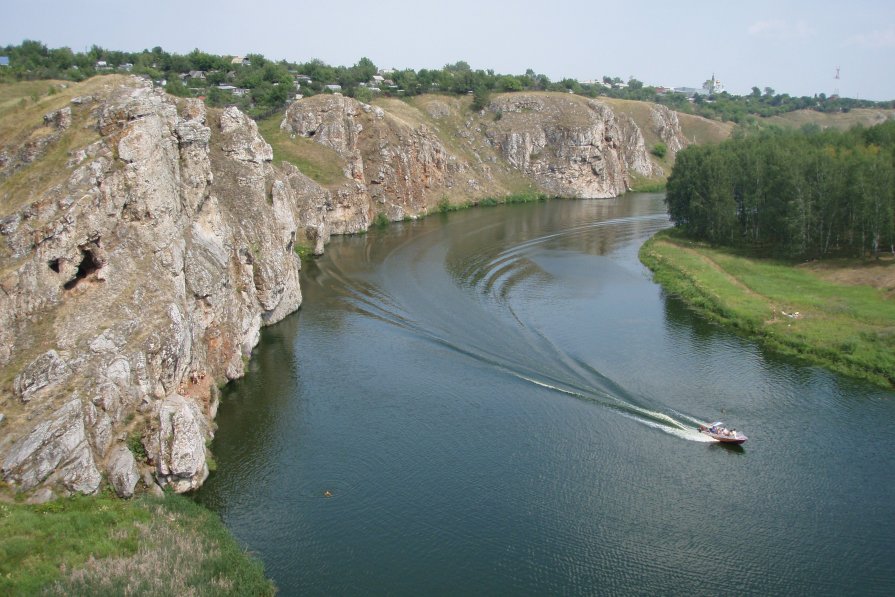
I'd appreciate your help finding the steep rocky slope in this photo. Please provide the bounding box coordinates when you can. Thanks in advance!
[0,78,688,499]
[280,92,690,205]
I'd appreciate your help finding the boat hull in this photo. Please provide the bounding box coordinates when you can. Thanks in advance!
[698,425,747,444]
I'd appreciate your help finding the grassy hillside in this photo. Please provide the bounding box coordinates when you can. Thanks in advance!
[764,107,895,131]
[256,114,351,187]
[640,230,895,388]
[0,492,274,596]
[0,78,126,218]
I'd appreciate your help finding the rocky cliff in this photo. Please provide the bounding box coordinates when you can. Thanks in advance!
[0,78,309,497]
[0,78,688,499]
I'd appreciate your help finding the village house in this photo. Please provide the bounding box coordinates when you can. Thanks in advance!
[95,60,111,70]
[118,63,133,72]
[325,84,342,92]
[230,56,251,67]
[217,84,249,97]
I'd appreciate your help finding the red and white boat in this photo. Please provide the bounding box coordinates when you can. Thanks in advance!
[698,422,747,444]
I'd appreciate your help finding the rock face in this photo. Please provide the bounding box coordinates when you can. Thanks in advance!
[0,78,310,496]
[281,94,466,224]
[484,94,647,198]
[0,78,688,498]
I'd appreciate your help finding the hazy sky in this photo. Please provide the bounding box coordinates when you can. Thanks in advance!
[3,0,894,100]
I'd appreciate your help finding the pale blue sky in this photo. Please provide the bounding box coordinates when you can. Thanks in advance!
[3,0,894,99]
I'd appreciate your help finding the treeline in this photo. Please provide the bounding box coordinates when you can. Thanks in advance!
[1,40,892,122]
[665,121,895,259]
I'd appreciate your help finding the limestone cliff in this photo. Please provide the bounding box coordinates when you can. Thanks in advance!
[0,78,689,499]
[0,78,311,497]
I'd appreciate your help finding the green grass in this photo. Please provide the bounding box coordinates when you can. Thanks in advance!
[640,230,895,387]
[436,192,550,214]
[293,243,314,259]
[0,493,275,596]
[256,114,350,187]
[627,178,666,193]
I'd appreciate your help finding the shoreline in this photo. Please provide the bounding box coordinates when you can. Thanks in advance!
[639,230,895,389]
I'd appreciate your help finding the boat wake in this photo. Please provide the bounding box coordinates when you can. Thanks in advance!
[314,210,705,442]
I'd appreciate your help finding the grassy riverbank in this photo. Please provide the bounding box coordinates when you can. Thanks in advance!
[0,491,275,596]
[640,230,895,388]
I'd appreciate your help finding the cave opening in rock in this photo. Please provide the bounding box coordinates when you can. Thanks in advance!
[63,248,100,290]
[48,258,61,273]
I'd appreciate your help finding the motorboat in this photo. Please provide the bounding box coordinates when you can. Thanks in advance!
[698,421,747,444]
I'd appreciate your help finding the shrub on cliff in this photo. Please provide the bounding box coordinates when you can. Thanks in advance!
[471,86,490,112]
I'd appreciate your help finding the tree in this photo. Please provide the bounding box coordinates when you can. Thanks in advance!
[498,75,522,92]
[353,86,374,103]
[471,85,490,111]
[353,57,377,82]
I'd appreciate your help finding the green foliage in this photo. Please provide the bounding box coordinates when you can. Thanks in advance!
[373,211,390,228]
[471,85,491,112]
[666,122,895,259]
[126,432,147,461]
[629,179,667,193]
[2,40,891,121]
[504,191,550,204]
[438,197,460,213]
[353,86,374,104]
[293,244,313,259]
[651,142,667,158]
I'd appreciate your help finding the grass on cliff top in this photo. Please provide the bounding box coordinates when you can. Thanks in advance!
[0,78,125,218]
[256,114,350,187]
[640,230,895,388]
[675,111,734,145]
[764,107,895,131]
[0,492,274,596]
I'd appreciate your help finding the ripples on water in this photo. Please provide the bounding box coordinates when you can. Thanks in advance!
[198,195,895,596]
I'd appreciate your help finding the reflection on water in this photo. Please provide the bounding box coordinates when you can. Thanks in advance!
[197,194,895,596]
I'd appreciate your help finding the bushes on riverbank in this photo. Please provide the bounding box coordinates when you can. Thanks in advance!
[640,230,895,388]
[0,492,275,596]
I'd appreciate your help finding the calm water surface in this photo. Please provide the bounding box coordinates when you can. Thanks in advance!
[196,194,895,596]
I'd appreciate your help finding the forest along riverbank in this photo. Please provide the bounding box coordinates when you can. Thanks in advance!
[197,195,895,595]
[639,229,895,388]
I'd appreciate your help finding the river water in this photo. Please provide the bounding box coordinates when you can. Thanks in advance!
[196,194,895,596]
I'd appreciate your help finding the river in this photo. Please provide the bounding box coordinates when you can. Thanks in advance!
[196,193,895,596]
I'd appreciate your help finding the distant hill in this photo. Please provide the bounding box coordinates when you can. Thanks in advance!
[763,107,895,131]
